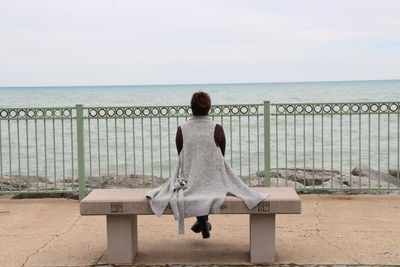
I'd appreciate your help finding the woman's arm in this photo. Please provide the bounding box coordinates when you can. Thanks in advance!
[176,126,183,155]
[214,124,226,156]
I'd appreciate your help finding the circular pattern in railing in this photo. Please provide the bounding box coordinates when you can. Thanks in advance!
[370,104,379,112]
[231,106,239,114]
[86,105,260,118]
[36,109,44,117]
[125,109,132,116]
[323,104,331,113]
[351,104,360,112]
[305,105,313,113]
[9,110,18,118]
[178,107,187,115]
[0,108,74,119]
[390,103,399,112]
[342,104,350,113]
[108,109,115,116]
[296,105,304,113]
[65,109,71,116]
[286,105,294,113]
[213,107,221,114]
[151,108,159,116]
[380,103,388,112]
[274,103,400,114]
[0,110,9,118]
[116,108,124,116]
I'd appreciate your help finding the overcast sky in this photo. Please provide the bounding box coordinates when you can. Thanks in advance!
[0,0,399,87]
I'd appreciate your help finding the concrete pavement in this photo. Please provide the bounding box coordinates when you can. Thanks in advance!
[0,194,399,267]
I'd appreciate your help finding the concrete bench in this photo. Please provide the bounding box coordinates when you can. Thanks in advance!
[80,187,301,264]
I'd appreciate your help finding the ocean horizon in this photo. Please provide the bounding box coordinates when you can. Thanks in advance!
[1,79,399,182]
[0,79,399,108]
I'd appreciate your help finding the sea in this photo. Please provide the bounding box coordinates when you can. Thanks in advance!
[0,79,399,184]
[0,79,399,107]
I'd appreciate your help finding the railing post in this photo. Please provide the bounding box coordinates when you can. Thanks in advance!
[76,104,86,201]
[264,101,271,187]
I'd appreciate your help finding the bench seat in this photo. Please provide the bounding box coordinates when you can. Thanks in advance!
[80,187,301,264]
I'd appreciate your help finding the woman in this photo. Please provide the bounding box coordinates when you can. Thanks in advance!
[146,91,270,238]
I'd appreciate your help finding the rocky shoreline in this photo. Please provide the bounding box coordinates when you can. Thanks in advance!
[1,166,399,199]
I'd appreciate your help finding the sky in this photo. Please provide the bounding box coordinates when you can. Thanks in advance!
[0,0,399,87]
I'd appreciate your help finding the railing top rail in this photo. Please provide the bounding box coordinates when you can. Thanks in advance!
[271,101,400,105]
[0,104,264,120]
[271,101,400,115]
[83,103,263,119]
[83,103,263,109]
[0,107,76,120]
[0,106,76,110]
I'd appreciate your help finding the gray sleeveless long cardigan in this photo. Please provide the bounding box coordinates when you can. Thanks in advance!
[145,115,270,234]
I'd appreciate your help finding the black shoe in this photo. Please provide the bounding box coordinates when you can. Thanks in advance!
[191,220,201,233]
[198,219,211,239]
[191,220,212,234]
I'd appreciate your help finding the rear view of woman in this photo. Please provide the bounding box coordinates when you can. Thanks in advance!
[146,91,270,238]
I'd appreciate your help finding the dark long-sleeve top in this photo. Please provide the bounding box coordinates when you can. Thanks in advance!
[175,124,226,156]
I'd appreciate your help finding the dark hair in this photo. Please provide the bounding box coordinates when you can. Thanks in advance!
[191,91,211,115]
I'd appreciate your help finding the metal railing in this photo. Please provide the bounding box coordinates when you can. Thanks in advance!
[0,103,265,199]
[0,101,399,200]
[270,102,400,191]
[81,103,265,200]
[0,106,79,194]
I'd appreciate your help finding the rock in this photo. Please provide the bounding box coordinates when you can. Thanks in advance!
[0,194,15,199]
[256,170,265,177]
[270,178,303,187]
[26,181,78,192]
[284,169,333,186]
[351,166,368,176]
[0,183,20,191]
[257,169,285,178]
[12,192,79,199]
[1,173,166,192]
[240,173,266,186]
[55,178,74,183]
[292,176,350,193]
[3,167,399,197]
[242,171,305,187]
[320,179,347,188]
[63,176,78,183]
[85,173,165,189]
[254,168,397,192]
[1,175,49,190]
[389,169,400,178]
[270,169,284,178]
[349,165,399,188]
[0,178,78,192]
[127,174,165,188]
[254,168,341,187]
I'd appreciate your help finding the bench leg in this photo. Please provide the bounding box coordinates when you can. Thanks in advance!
[250,214,275,264]
[106,214,138,264]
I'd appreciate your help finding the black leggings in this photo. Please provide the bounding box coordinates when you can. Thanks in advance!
[196,215,209,221]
